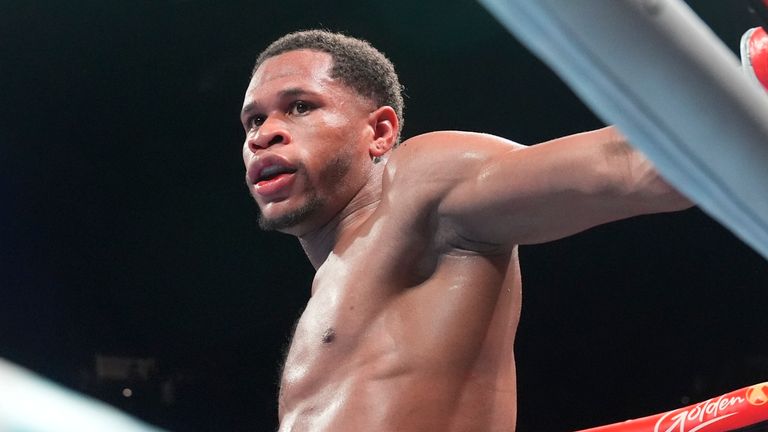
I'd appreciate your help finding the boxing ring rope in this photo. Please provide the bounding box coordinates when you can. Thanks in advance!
[0,358,164,432]
[477,0,768,262]
[576,383,768,432]
[477,0,768,430]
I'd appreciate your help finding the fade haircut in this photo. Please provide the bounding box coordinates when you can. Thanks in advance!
[253,30,405,145]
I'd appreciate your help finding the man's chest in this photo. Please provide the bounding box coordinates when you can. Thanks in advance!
[278,239,422,409]
[276,212,514,412]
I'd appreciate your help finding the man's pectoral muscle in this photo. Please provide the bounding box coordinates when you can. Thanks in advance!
[278,242,522,432]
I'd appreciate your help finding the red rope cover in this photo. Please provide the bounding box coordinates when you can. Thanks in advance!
[576,382,768,432]
[748,27,768,91]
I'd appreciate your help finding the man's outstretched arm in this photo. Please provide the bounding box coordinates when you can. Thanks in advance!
[387,127,692,248]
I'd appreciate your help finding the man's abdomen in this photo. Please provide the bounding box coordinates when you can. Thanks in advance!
[278,364,517,432]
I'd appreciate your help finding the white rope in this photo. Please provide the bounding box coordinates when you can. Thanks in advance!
[0,358,164,432]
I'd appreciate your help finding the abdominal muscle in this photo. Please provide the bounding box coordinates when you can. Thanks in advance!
[277,251,522,432]
[279,361,517,432]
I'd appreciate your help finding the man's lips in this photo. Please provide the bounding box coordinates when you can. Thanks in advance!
[254,172,296,196]
[247,154,298,197]
[247,154,297,184]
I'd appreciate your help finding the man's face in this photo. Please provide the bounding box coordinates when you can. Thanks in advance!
[241,50,374,236]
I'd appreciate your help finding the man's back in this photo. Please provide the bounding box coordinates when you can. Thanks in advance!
[278,136,523,431]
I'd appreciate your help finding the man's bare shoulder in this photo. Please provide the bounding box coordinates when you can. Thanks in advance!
[392,130,526,161]
[380,131,526,251]
[378,131,527,238]
[384,130,526,189]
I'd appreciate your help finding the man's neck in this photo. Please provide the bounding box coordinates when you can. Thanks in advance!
[298,167,384,270]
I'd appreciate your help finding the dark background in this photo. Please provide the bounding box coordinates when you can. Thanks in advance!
[2,1,768,431]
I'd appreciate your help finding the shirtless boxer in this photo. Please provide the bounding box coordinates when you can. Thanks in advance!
[241,30,692,432]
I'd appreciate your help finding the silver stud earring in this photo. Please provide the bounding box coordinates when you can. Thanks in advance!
[372,156,382,164]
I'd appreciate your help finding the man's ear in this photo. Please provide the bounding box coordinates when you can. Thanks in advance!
[367,106,399,158]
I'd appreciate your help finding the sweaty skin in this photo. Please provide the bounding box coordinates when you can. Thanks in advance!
[241,50,691,432]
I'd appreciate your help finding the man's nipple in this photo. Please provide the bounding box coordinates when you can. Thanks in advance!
[321,327,336,344]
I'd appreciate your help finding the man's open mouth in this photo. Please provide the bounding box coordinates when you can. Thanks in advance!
[257,165,298,184]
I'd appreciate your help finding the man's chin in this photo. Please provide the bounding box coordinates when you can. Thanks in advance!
[257,197,323,233]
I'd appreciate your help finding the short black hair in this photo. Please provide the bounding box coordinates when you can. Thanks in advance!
[253,30,405,144]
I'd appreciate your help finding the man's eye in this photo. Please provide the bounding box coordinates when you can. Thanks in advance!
[248,115,265,129]
[290,101,312,115]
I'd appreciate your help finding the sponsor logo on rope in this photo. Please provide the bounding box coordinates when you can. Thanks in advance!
[746,382,768,406]
[653,394,745,432]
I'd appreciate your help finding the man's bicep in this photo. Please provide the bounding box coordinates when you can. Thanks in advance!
[439,128,633,246]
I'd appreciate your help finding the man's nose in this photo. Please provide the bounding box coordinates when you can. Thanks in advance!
[247,117,291,152]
